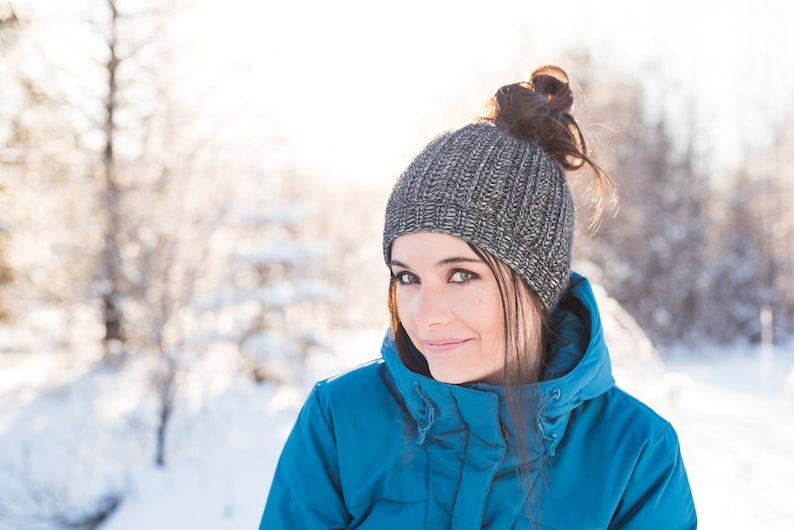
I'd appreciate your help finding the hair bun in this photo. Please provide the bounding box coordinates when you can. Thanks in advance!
[484,65,584,171]
[483,65,617,227]
[530,66,574,113]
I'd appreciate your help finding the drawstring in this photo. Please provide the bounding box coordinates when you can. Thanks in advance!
[410,382,563,452]
[535,388,561,456]
[412,381,436,445]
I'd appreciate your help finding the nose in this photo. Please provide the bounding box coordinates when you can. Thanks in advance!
[411,285,450,329]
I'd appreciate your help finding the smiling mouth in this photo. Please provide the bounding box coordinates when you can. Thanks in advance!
[422,339,472,354]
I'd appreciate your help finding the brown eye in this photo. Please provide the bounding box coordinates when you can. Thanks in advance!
[450,270,477,283]
[394,271,419,285]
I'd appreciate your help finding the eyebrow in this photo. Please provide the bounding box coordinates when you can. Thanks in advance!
[390,257,484,269]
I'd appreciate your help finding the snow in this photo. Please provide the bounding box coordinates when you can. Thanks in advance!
[663,348,794,528]
[1,309,793,529]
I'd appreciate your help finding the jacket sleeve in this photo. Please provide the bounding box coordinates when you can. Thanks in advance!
[259,384,351,530]
[610,423,697,529]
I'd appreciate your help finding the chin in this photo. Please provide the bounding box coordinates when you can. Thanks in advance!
[429,366,492,385]
[428,365,464,384]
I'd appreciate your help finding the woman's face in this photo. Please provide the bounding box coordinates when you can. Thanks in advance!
[389,232,509,384]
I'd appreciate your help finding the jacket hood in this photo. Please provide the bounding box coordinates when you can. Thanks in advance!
[381,272,615,457]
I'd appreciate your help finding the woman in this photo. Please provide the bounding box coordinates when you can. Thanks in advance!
[260,66,697,529]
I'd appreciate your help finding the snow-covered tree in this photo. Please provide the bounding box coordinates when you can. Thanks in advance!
[0,1,100,334]
[198,168,339,385]
[0,4,17,320]
[572,60,709,346]
[698,167,769,342]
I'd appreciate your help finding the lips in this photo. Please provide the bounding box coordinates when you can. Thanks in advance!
[421,338,472,354]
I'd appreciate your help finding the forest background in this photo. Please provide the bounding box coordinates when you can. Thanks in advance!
[1,0,793,528]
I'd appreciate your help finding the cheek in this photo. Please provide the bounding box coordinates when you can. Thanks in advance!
[481,312,505,346]
[460,291,503,336]
[478,293,506,343]
[395,289,420,333]
[395,289,410,319]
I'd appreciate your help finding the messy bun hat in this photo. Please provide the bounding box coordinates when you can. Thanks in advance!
[383,67,587,312]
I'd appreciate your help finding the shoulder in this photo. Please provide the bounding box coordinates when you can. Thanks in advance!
[310,359,404,422]
[316,359,389,397]
[588,386,684,463]
[605,385,676,436]
[567,385,680,459]
[604,386,669,424]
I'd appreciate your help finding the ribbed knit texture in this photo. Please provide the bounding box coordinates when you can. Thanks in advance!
[383,122,575,311]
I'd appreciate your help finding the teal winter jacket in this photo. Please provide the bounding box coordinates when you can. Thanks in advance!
[260,274,697,529]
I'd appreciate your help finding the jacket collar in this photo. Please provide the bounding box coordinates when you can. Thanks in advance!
[381,273,615,456]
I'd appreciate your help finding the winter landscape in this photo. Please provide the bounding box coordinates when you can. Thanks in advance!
[1,294,793,529]
[2,0,794,529]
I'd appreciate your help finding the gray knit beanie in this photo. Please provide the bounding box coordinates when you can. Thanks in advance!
[383,121,575,312]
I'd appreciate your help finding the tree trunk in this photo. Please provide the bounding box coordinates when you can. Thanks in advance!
[100,0,125,360]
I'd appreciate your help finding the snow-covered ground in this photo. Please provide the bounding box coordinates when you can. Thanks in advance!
[662,346,794,528]
[1,308,793,529]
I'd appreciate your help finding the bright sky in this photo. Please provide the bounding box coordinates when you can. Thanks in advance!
[13,0,794,184]
[183,0,794,185]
